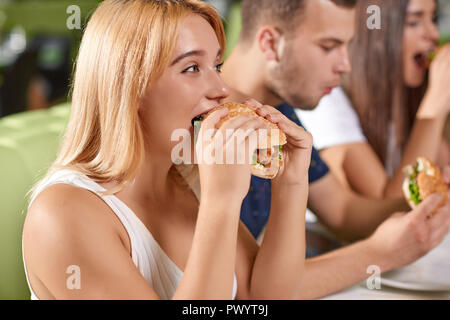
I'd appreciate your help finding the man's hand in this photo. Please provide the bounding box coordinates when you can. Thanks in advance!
[368,192,450,271]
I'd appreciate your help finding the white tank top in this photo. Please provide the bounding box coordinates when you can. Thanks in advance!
[22,169,238,300]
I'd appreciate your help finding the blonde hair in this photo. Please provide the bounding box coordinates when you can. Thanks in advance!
[29,0,225,201]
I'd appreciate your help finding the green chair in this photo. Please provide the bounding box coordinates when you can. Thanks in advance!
[0,103,70,300]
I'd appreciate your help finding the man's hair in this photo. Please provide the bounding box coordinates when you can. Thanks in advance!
[240,0,356,42]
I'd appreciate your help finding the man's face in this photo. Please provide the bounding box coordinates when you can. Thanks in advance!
[266,0,355,110]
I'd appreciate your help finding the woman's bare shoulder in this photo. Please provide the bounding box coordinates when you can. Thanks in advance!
[27,183,111,224]
[22,183,159,299]
[24,183,122,251]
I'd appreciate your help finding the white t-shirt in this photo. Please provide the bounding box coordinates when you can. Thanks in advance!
[295,87,366,150]
[296,87,401,177]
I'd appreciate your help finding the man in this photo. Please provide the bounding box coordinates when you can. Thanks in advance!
[221,0,450,299]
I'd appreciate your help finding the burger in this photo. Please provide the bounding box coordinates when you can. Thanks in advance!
[402,157,448,216]
[192,102,287,179]
[421,44,447,69]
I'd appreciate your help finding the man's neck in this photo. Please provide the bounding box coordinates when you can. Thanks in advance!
[221,45,283,107]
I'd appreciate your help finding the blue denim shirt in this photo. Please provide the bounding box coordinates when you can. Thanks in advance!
[240,103,329,239]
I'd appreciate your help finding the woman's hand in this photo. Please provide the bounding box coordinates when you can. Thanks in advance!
[196,107,268,204]
[244,99,313,186]
[419,44,450,118]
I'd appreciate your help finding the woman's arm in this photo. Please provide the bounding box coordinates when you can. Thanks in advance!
[383,45,450,198]
[249,183,307,299]
[24,184,247,300]
[176,196,242,299]
[238,100,311,299]
[23,184,162,299]
[383,115,446,198]
[320,134,447,200]
[320,142,388,199]
[437,138,450,168]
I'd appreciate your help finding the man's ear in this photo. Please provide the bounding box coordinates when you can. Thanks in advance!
[256,26,284,62]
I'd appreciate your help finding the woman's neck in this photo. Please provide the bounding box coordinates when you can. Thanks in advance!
[114,154,177,209]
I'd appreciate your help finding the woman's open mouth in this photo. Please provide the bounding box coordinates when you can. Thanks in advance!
[413,48,436,71]
[413,52,429,71]
[191,114,204,128]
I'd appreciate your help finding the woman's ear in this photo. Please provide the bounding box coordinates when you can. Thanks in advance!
[256,26,284,62]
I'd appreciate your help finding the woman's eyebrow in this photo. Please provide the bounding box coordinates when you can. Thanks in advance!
[170,49,221,66]
[407,10,424,18]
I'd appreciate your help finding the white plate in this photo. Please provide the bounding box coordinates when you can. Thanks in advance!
[380,233,450,292]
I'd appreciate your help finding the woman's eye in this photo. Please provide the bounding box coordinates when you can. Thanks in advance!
[406,20,420,27]
[182,65,200,73]
[321,46,333,52]
[215,62,224,73]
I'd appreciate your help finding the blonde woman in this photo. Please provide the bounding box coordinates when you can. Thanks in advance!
[22,0,312,300]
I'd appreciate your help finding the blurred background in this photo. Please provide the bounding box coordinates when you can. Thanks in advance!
[0,0,243,118]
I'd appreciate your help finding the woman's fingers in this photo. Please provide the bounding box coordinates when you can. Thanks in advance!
[216,115,256,138]
[243,98,264,109]
[254,104,297,129]
[226,128,261,164]
[203,116,269,164]
[252,104,312,148]
[201,99,313,164]
[199,107,229,133]
[223,118,267,150]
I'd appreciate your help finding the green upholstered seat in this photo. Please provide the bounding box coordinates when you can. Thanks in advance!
[0,103,70,299]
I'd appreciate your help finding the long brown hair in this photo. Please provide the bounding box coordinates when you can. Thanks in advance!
[342,0,429,164]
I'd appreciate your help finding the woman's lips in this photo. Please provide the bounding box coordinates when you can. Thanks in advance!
[413,53,426,69]
[413,47,437,72]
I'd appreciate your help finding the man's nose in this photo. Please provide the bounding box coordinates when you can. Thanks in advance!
[335,47,352,74]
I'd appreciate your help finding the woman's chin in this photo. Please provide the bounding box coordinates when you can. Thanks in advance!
[404,75,426,88]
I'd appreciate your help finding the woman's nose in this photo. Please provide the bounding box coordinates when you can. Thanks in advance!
[206,72,230,103]
[425,20,440,44]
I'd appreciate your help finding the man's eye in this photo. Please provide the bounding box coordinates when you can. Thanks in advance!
[215,62,224,73]
[182,65,200,73]
[321,45,333,52]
